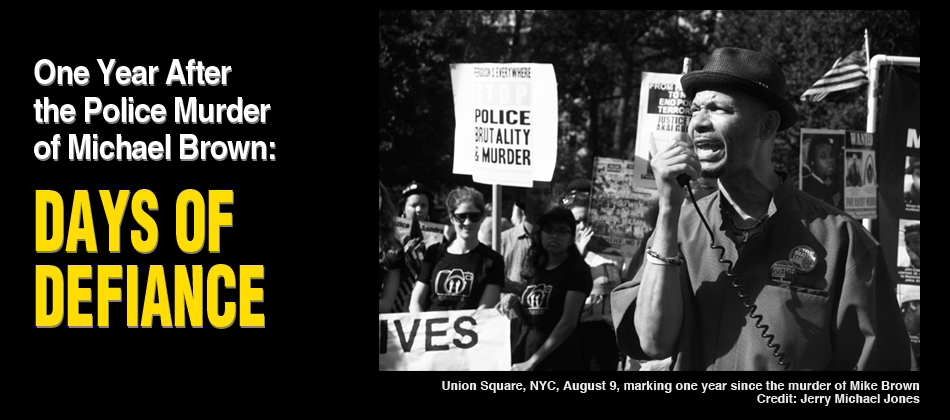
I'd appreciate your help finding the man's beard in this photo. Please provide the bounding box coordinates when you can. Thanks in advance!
[701,160,727,179]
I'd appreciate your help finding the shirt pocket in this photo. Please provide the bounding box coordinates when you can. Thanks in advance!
[767,282,830,298]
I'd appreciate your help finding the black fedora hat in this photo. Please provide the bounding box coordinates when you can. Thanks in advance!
[681,48,798,131]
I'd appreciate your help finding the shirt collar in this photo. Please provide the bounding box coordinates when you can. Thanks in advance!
[719,171,790,222]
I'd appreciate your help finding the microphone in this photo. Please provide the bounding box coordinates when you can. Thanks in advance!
[677,174,691,188]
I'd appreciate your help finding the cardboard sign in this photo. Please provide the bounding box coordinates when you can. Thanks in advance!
[378,309,511,371]
[395,217,445,248]
[450,63,558,187]
[588,157,657,275]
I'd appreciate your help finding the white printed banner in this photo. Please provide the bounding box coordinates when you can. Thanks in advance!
[379,309,511,371]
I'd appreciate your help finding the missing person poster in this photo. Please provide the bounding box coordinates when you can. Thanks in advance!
[844,131,877,219]
[450,63,558,188]
[20,54,306,380]
[588,157,658,276]
[379,309,511,371]
[633,72,692,189]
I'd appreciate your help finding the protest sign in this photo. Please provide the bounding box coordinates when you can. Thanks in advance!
[896,219,920,283]
[632,72,692,189]
[873,62,919,368]
[843,131,877,219]
[395,217,445,248]
[588,157,658,276]
[875,65,919,285]
[379,309,511,371]
[450,63,558,187]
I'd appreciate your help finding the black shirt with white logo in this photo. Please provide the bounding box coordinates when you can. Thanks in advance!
[417,243,505,312]
[512,253,593,371]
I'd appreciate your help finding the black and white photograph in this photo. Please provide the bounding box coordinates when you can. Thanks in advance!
[380,9,919,385]
[904,156,920,208]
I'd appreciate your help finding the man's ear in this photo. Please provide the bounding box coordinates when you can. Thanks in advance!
[761,109,781,140]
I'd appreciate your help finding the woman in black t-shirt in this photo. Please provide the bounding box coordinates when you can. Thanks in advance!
[410,187,503,312]
[512,208,593,371]
[379,181,403,314]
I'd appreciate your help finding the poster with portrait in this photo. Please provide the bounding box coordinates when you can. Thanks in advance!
[588,157,658,276]
[843,131,877,219]
[800,129,845,211]
[903,156,920,212]
[897,283,920,368]
[632,72,692,189]
[897,219,920,283]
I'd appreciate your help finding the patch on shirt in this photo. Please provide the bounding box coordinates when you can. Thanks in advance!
[788,246,818,273]
[770,260,797,285]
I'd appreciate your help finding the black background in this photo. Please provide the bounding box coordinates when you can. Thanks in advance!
[15,53,312,383]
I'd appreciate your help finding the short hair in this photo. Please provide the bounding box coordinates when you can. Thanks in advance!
[807,136,833,165]
[904,223,920,236]
[446,187,486,214]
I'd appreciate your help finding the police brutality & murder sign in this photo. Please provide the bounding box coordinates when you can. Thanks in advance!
[450,63,558,188]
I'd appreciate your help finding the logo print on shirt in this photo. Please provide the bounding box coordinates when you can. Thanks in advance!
[523,284,553,316]
[434,269,474,298]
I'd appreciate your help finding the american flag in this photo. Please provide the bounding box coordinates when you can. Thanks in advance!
[800,46,869,102]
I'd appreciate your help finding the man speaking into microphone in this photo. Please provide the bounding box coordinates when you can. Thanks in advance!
[611,48,911,371]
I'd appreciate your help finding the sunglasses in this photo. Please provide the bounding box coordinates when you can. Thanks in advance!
[561,191,591,206]
[451,212,483,224]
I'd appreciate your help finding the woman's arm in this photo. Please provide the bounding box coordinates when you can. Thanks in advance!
[378,269,401,314]
[409,281,429,314]
[477,284,501,310]
[512,290,586,371]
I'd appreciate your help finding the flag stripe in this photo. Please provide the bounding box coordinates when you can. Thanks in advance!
[807,75,868,90]
[800,45,870,102]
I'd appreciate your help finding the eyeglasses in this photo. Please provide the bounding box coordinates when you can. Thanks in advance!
[561,191,590,206]
[451,212,483,224]
[541,227,573,237]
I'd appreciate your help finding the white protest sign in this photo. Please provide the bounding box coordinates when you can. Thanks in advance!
[451,63,558,187]
[378,309,511,371]
[395,217,445,248]
[633,72,692,189]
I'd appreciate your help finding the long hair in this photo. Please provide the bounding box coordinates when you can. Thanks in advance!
[521,225,581,281]
[379,180,400,252]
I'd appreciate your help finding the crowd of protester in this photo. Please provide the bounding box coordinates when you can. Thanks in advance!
[379,175,684,371]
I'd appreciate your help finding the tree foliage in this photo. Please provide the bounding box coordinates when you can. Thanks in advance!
[379,10,919,197]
